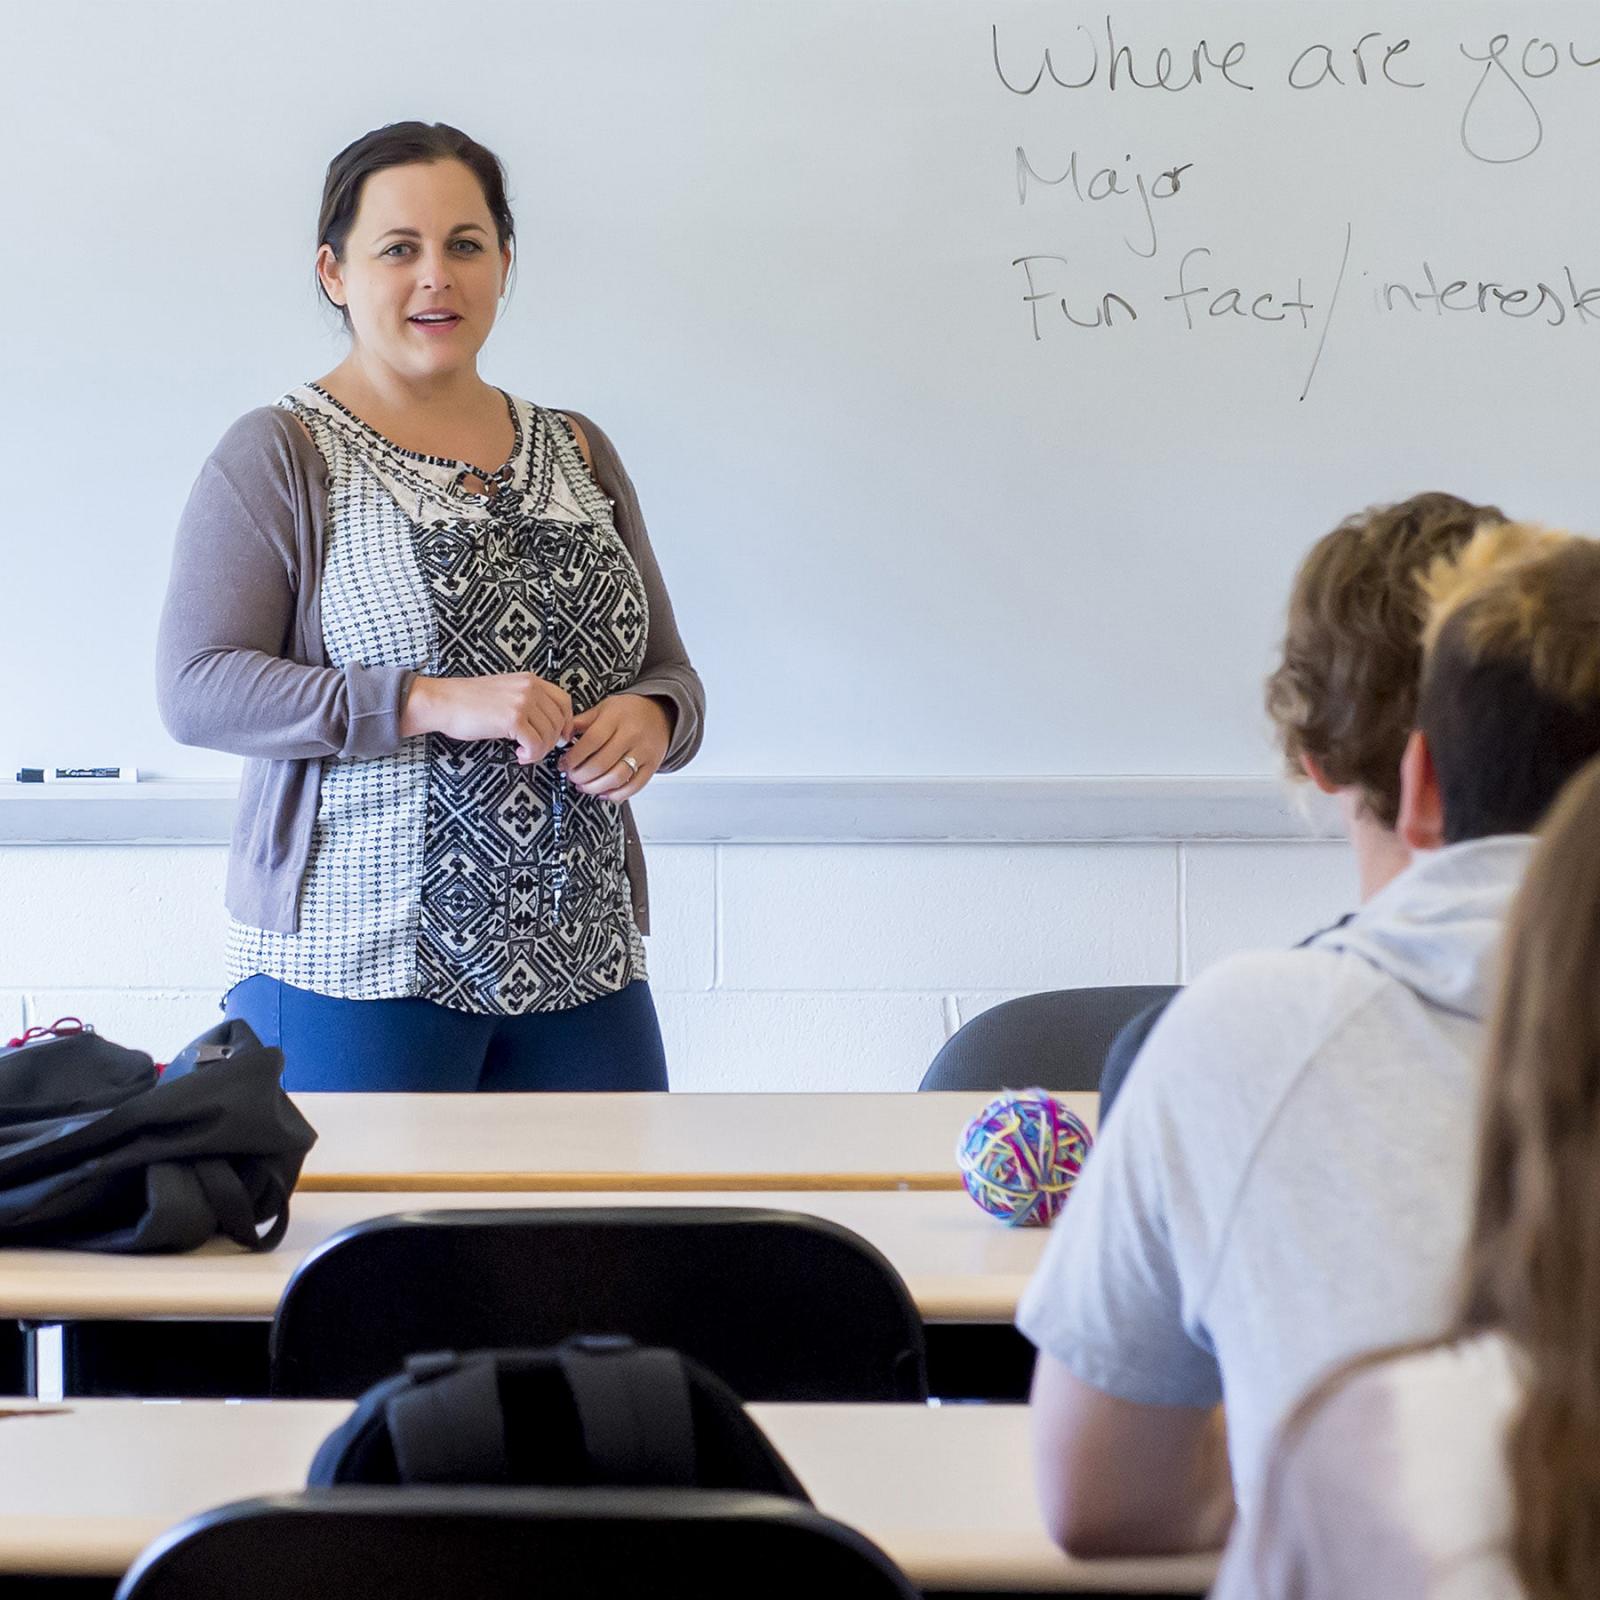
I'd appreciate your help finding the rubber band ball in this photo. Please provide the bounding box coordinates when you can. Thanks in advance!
[956,1089,1093,1227]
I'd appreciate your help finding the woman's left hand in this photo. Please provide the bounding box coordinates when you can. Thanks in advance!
[558,693,672,803]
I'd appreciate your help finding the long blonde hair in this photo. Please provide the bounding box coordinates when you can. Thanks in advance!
[1457,751,1600,1595]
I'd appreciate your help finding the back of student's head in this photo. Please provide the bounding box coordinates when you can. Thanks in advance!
[1419,526,1600,842]
[1457,752,1600,1600]
[1265,492,1506,828]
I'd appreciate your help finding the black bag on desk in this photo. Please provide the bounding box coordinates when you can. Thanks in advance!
[310,1336,810,1500]
[0,1018,316,1253]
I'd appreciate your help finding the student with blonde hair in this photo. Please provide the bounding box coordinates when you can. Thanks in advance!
[1019,524,1600,1559]
[1216,742,1600,1598]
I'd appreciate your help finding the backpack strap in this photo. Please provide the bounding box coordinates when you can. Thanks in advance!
[385,1352,512,1484]
[557,1337,698,1486]
[189,1157,284,1251]
[247,1169,293,1252]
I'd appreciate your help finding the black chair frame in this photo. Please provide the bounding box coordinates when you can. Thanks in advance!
[116,1486,923,1600]
[919,984,1179,1093]
[271,1205,928,1403]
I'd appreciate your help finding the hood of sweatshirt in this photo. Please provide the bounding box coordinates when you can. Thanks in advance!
[1309,835,1535,1021]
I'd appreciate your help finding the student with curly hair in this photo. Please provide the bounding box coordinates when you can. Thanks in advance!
[1100,491,1506,1115]
[1020,523,1600,1558]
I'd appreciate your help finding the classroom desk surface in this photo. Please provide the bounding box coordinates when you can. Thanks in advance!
[0,1399,1217,1594]
[0,1189,1047,1325]
[291,1090,1099,1192]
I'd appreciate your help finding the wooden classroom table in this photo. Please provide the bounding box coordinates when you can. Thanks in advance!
[0,1188,1046,1326]
[0,1398,1216,1594]
[291,1090,1099,1193]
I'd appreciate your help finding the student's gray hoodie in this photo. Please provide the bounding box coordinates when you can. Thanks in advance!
[1018,834,1535,1506]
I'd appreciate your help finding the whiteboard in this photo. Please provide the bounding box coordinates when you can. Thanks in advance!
[5,0,1599,782]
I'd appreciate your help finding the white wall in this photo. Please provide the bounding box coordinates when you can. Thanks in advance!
[0,839,1355,1088]
[11,1,1600,783]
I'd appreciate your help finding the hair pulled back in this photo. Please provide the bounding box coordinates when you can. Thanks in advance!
[315,121,516,327]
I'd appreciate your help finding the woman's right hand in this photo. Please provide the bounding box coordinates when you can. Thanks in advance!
[401,673,574,765]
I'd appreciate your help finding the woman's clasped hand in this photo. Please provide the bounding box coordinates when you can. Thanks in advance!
[559,692,671,804]
[401,670,574,765]
[401,672,669,802]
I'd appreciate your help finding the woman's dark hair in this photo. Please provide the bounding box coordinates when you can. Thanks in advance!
[315,121,516,327]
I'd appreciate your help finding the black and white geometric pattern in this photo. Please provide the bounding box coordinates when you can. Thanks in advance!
[226,385,648,1013]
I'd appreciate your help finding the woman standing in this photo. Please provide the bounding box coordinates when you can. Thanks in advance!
[158,122,703,1092]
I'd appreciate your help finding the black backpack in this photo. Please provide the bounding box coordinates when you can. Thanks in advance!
[309,1337,811,1500]
[0,1017,315,1253]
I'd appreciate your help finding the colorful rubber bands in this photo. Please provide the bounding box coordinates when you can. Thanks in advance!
[956,1089,1093,1227]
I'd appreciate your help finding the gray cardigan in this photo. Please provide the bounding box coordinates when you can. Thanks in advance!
[156,403,704,937]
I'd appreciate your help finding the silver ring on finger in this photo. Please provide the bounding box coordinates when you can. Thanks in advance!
[620,754,640,775]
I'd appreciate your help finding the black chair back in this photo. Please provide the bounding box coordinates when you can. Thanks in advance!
[918,985,1179,1092]
[271,1206,927,1402]
[116,1488,922,1600]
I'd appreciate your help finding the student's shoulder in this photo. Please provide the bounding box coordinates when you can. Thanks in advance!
[1287,1336,1517,1528]
[1134,945,1388,1112]
[1159,943,1384,1038]
[1322,1335,1516,1428]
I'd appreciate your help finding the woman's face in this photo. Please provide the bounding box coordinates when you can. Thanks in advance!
[318,158,512,383]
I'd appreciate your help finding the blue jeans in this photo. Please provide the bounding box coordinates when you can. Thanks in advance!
[224,976,669,1093]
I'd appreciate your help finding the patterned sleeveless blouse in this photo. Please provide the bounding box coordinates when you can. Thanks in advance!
[226,383,649,1014]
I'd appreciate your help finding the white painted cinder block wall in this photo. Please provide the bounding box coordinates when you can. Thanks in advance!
[0,841,1357,1088]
